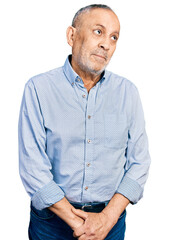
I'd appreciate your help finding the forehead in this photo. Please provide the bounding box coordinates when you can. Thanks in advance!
[80,8,120,31]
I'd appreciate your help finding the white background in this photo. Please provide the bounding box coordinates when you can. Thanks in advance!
[0,0,169,239]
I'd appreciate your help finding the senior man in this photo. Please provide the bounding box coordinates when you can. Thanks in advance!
[18,4,151,240]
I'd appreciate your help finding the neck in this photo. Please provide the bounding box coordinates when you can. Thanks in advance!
[71,57,103,91]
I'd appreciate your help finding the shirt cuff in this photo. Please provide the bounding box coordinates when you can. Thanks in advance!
[116,175,143,204]
[31,180,65,210]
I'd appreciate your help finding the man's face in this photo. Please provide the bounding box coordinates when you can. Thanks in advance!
[68,8,120,75]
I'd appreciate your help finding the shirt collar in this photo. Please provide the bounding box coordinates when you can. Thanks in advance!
[63,55,107,87]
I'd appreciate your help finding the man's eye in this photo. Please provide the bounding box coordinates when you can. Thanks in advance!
[94,29,102,35]
[111,35,118,41]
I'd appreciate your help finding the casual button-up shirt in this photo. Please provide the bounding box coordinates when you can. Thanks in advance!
[18,55,151,210]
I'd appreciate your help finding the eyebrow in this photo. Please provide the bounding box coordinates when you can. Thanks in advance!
[94,24,120,35]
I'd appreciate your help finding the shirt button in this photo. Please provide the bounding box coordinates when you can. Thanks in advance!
[85,186,88,190]
[87,139,91,143]
[82,94,86,98]
[88,115,91,119]
[87,163,91,167]
[77,77,81,82]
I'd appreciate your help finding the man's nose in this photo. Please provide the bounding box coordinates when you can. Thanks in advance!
[98,37,110,50]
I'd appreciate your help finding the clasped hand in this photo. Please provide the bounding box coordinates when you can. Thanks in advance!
[72,208,113,240]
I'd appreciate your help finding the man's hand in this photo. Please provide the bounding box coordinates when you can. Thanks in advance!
[71,209,88,232]
[72,208,116,240]
[49,197,87,231]
[72,194,129,239]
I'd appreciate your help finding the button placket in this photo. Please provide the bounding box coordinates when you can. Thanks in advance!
[82,88,97,202]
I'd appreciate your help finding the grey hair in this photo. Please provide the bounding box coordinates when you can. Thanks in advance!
[72,4,114,28]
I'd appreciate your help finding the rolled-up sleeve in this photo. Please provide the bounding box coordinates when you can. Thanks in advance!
[116,85,151,204]
[18,79,65,210]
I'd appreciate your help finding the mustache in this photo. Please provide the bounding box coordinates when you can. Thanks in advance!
[92,50,108,60]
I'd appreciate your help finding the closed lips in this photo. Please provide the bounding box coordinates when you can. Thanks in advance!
[93,54,107,60]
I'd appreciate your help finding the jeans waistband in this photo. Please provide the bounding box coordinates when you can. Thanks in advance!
[70,201,109,212]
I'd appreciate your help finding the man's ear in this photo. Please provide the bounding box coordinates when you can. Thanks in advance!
[66,26,76,47]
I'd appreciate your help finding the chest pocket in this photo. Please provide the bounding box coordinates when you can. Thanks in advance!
[104,113,128,149]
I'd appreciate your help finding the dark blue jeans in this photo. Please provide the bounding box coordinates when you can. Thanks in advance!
[28,204,126,240]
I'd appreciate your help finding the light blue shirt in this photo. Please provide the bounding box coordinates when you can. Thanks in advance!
[18,55,151,210]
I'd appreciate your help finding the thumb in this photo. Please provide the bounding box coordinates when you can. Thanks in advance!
[72,208,88,220]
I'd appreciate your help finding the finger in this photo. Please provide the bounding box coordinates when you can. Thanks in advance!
[78,233,88,240]
[72,208,88,220]
[73,225,85,238]
[78,235,94,240]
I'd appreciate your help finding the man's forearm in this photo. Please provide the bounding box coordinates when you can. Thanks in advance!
[102,193,130,226]
[48,197,87,230]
